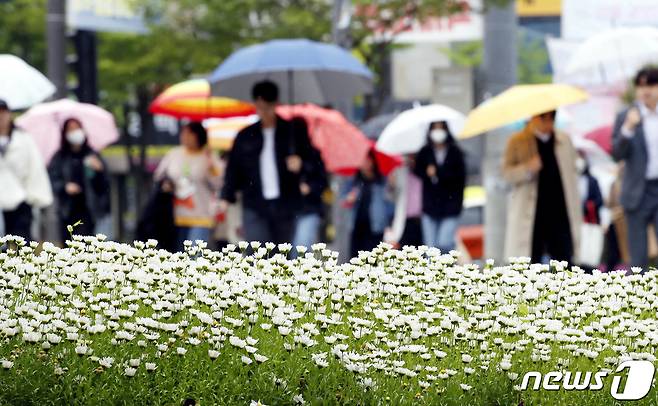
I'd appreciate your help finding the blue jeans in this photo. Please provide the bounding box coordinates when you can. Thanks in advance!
[421,215,459,252]
[177,227,211,251]
[293,213,322,249]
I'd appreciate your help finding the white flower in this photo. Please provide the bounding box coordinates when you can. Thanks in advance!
[254,354,269,363]
[208,350,220,359]
[241,355,253,365]
[462,354,473,363]
[75,345,88,355]
[176,347,187,356]
[99,357,114,368]
[124,367,137,377]
[129,359,140,367]
[1,360,13,369]
[460,383,472,391]
[292,394,306,405]
[145,362,157,372]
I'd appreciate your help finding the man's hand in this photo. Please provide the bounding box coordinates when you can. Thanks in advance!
[65,182,82,195]
[300,182,311,196]
[286,155,302,174]
[527,155,542,174]
[623,107,642,134]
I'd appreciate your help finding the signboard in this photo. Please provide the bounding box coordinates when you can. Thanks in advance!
[563,0,658,40]
[66,0,148,34]
[517,0,561,17]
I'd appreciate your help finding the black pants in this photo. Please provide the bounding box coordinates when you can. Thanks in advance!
[531,217,573,264]
[3,202,32,240]
[400,217,423,247]
[242,200,295,245]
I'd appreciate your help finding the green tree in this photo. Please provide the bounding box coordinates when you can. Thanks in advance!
[0,0,47,72]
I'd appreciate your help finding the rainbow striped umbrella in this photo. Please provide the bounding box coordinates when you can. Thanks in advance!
[149,79,255,120]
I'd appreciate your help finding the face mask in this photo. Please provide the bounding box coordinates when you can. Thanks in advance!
[0,135,9,148]
[576,158,586,174]
[66,129,86,146]
[430,129,448,144]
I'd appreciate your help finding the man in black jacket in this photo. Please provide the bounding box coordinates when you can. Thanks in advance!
[219,81,306,244]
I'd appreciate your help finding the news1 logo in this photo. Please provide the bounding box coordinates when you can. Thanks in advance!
[520,360,655,400]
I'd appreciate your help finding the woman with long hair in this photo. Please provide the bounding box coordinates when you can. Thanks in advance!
[413,121,466,252]
[48,118,109,241]
[342,149,394,257]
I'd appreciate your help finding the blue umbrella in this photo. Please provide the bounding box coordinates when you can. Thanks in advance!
[208,39,373,105]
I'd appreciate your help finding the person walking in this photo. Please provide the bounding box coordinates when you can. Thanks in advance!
[413,121,466,252]
[219,80,307,244]
[576,153,604,270]
[576,153,604,226]
[385,154,424,248]
[290,117,328,249]
[48,118,110,241]
[502,110,581,264]
[0,99,53,240]
[612,67,658,269]
[155,122,222,250]
[342,150,394,257]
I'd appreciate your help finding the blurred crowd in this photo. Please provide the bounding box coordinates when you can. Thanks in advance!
[2,67,658,272]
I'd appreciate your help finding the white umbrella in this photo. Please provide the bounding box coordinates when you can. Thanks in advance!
[565,27,658,84]
[0,54,56,110]
[376,104,465,155]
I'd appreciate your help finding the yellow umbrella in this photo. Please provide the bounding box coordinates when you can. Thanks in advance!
[459,84,589,139]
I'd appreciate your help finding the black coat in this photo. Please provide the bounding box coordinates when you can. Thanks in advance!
[413,143,466,219]
[221,116,309,214]
[48,147,110,221]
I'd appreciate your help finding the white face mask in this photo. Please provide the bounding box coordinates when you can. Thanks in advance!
[0,135,9,148]
[576,157,587,174]
[66,129,86,146]
[430,129,448,144]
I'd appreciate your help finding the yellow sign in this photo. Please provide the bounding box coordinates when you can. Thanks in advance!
[517,0,561,16]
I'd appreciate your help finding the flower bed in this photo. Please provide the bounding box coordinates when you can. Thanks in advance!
[0,235,656,405]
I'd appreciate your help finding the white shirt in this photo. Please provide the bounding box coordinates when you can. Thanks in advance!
[534,130,552,143]
[621,103,658,179]
[259,127,280,200]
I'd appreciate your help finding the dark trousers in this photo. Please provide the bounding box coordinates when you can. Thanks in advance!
[3,202,32,240]
[531,216,573,264]
[400,217,423,247]
[242,200,295,245]
[624,180,658,268]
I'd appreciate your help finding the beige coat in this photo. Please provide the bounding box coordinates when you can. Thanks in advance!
[502,128,581,262]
